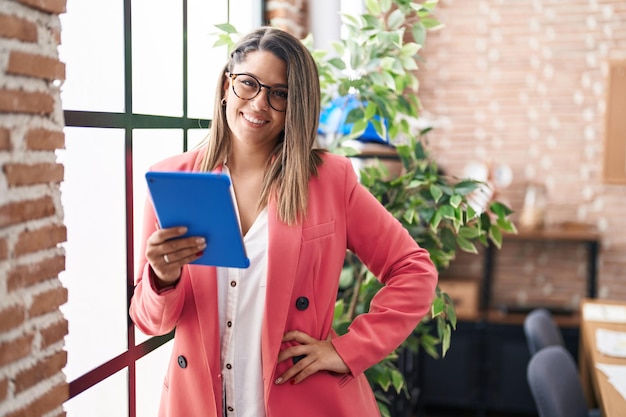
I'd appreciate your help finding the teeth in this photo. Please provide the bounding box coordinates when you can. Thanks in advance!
[242,113,266,124]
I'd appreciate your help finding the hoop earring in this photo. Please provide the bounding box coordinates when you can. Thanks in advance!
[221,98,227,106]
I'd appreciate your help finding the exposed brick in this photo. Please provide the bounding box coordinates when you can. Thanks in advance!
[8,255,65,291]
[0,14,38,43]
[14,225,66,257]
[29,286,68,317]
[0,378,7,403]
[40,317,68,349]
[5,382,68,417]
[17,0,67,15]
[0,89,55,115]
[0,196,57,228]
[50,26,61,45]
[3,162,64,186]
[265,0,308,35]
[0,238,7,261]
[7,51,66,81]
[267,9,306,27]
[25,128,64,151]
[0,128,10,151]
[0,334,33,367]
[0,304,26,333]
[14,350,67,394]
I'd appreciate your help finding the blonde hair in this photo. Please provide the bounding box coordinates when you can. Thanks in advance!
[200,27,324,225]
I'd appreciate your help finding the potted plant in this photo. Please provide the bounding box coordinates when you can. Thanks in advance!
[213,1,516,415]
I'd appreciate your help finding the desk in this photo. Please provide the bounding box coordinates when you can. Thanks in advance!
[579,298,626,417]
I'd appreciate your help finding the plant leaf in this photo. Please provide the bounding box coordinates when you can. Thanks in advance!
[214,23,238,33]
[387,9,405,29]
[441,323,452,356]
[430,184,443,202]
[365,0,381,15]
[456,235,478,254]
[489,224,503,249]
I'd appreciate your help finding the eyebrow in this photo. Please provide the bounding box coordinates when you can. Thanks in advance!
[238,72,288,88]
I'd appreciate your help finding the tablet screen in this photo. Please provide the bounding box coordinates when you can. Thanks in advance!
[145,171,250,268]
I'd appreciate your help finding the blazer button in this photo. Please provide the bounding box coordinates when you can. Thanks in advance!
[295,296,309,310]
[177,355,187,368]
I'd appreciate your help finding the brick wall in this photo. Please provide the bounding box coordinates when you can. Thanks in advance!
[0,0,68,416]
[265,0,308,38]
[268,1,626,309]
[417,0,626,308]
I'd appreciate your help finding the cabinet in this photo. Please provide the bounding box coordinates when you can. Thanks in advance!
[414,225,601,417]
[416,318,580,417]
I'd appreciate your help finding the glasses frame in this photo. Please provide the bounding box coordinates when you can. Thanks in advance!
[226,72,288,112]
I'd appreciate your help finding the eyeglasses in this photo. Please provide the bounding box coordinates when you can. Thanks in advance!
[227,72,288,112]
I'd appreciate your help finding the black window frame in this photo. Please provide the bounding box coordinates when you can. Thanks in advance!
[60,1,258,415]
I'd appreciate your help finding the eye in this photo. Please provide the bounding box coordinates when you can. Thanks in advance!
[272,88,288,100]
[239,76,258,89]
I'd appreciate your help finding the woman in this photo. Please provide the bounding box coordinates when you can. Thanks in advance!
[130,27,438,417]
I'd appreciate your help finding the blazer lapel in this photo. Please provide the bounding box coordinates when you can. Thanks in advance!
[187,265,221,373]
[262,198,301,398]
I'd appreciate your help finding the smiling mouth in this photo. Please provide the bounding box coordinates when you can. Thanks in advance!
[242,112,268,125]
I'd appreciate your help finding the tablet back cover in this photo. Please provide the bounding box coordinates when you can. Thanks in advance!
[145,171,250,268]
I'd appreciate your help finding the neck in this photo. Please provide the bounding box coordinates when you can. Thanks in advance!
[228,146,273,176]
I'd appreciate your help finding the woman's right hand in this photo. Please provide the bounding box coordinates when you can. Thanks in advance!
[145,226,207,286]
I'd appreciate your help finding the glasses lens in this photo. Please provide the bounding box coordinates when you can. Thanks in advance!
[232,74,288,112]
[232,74,259,100]
[268,87,288,112]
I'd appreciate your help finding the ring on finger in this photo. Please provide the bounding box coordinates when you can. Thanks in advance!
[164,254,170,264]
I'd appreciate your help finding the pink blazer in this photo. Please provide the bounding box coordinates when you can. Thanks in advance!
[129,148,438,417]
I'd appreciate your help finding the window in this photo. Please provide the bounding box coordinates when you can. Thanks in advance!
[57,1,261,416]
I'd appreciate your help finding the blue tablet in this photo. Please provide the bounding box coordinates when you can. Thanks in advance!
[145,171,250,268]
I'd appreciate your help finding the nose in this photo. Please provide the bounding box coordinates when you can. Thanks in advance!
[251,86,271,110]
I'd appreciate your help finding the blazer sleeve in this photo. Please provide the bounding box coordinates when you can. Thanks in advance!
[128,150,204,335]
[128,194,185,336]
[331,158,438,377]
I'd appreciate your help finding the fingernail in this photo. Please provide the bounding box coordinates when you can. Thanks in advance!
[275,378,282,384]
[196,237,205,244]
[196,251,204,257]
[289,380,296,385]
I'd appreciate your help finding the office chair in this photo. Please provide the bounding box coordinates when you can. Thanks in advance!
[527,345,595,417]
[523,308,565,356]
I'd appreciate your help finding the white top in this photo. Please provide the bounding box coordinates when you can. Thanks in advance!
[217,173,268,417]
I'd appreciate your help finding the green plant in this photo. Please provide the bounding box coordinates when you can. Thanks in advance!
[309,0,443,149]
[212,1,516,415]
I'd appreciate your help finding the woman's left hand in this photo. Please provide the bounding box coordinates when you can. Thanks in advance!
[275,330,350,385]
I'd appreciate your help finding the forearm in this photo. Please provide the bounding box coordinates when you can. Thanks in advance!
[129,264,185,336]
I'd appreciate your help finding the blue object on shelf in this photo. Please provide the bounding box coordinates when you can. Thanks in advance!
[318,95,390,144]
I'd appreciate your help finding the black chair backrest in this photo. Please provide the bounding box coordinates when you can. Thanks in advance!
[524,308,565,356]
[527,345,589,417]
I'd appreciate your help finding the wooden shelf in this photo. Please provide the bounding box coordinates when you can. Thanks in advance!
[484,308,581,327]
[505,223,600,242]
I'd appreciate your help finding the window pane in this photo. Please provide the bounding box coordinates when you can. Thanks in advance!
[187,0,227,119]
[188,128,208,149]
[59,0,124,112]
[136,340,174,417]
[187,0,262,119]
[132,130,185,344]
[132,0,183,116]
[58,128,128,380]
[64,369,129,417]
[229,0,263,34]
